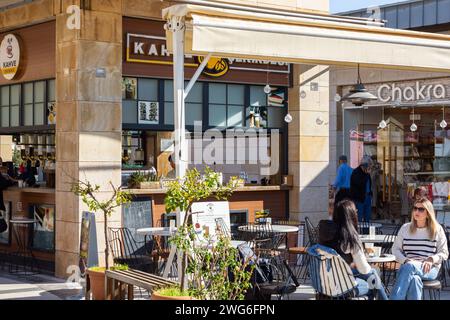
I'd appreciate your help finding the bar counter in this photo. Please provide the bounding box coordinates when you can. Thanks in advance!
[126,185,291,195]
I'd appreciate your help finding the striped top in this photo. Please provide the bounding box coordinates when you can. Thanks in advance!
[392,223,448,267]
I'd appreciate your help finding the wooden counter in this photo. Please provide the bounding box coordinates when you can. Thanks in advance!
[124,186,291,227]
[126,185,291,195]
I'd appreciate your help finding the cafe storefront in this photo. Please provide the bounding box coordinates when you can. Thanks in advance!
[341,76,450,223]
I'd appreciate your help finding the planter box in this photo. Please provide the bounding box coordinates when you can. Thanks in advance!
[137,181,161,189]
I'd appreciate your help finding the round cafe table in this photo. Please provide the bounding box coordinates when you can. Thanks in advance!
[136,227,176,237]
[238,224,299,233]
[366,253,396,264]
[359,234,396,243]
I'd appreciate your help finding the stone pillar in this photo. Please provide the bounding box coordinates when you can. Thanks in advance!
[55,1,122,278]
[288,65,330,227]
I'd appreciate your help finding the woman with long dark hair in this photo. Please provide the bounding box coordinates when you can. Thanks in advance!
[333,199,388,300]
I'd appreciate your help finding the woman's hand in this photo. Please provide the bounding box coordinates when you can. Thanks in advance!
[422,258,433,274]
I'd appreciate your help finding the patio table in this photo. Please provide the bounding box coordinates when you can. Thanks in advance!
[359,234,396,243]
[9,218,38,274]
[238,224,299,233]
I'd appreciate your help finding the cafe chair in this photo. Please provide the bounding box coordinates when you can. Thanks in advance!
[422,279,442,300]
[108,227,156,273]
[253,256,299,300]
[307,244,369,300]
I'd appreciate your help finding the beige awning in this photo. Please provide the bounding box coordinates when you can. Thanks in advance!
[163,4,450,73]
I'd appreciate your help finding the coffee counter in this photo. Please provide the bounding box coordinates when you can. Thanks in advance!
[124,185,291,227]
[126,185,291,195]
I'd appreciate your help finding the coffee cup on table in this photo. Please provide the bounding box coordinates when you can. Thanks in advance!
[365,243,374,257]
[373,246,382,257]
[18,180,24,188]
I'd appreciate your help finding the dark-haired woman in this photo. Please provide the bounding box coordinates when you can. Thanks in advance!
[332,199,388,300]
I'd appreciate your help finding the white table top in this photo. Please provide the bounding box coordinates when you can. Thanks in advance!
[10,219,36,224]
[359,222,383,229]
[238,224,299,233]
[231,240,246,248]
[366,254,396,263]
[136,227,176,237]
[359,234,396,243]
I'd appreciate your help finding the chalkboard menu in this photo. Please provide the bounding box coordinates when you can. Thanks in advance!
[122,197,152,243]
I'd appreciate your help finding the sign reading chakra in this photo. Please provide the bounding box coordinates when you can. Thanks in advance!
[194,56,229,77]
[0,34,21,81]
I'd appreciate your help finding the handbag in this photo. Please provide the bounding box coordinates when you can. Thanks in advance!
[0,211,7,233]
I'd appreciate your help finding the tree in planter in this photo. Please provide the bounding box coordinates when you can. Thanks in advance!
[71,180,133,270]
[164,167,254,299]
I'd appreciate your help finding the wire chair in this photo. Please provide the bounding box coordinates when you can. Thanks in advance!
[108,227,155,273]
[215,217,231,239]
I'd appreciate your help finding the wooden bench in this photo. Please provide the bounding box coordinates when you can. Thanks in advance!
[86,268,178,300]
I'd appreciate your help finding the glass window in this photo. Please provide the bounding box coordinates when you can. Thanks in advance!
[227,85,244,105]
[164,102,174,125]
[268,107,284,128]
[250,85,267,107]
[48,80,55,102]
[122,100,138,123]
[24,104,33,126]
[34,81,45,103]
[186,103,202,126]
[24,83,33,104]
[34,103,45,125]
[164,80,174,102]
[138,78,158,101]
[10,106,19,127]
[209,104,227,127]
[10,85,20,105]
[1,86,9,106]
[1,107,9,127]
[228,105,244,127]
[186,82,203,103]
[209,83,226,104]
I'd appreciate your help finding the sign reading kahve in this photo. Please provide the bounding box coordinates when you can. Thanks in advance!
[0,34,21,81]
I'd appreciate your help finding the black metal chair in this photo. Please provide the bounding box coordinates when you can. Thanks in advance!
[108,227,156,273]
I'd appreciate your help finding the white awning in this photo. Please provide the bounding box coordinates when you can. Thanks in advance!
[163,4,450,72]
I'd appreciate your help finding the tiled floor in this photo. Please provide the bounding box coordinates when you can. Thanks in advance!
[0,269,449,300]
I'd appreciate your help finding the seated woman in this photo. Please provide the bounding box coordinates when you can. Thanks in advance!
[390,197,448,300]
[320,199,388,300]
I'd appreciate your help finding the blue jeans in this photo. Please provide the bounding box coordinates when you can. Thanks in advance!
[353,268,389,300]
[356,196,372,222]
[390,261,440,300]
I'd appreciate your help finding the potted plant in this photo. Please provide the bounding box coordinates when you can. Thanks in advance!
[151,167,254,300]
[128,170,160,189]
[71,180,133,300]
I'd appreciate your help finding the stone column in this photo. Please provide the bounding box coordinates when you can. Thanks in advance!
[288,65,330,228]
[55,1,122,278]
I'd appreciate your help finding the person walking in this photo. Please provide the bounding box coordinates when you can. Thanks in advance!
[350,156,373,222]
[332,155,353,205]
[390,197,448,300]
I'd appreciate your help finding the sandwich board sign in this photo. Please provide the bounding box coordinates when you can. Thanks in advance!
[191,201,230,243]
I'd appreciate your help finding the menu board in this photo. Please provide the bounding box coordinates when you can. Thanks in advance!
[31,204,55,251]
[122,197,152,243]
[191,201,230,244]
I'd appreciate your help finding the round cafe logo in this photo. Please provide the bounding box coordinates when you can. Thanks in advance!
[0,34,21,80]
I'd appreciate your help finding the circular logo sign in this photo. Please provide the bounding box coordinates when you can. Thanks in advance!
[0,34,21,80]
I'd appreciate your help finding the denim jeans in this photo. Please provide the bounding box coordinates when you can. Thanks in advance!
[356,196,372,222]
[353,268,389,300]
[390,261,440,300]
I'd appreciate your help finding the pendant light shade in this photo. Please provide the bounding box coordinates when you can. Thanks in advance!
[440,106,447,129]
[342,65,378,106]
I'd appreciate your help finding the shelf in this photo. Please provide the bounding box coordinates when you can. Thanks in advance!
[404,171,450,176]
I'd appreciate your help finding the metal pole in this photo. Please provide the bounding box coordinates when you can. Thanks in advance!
[164,16,187,281]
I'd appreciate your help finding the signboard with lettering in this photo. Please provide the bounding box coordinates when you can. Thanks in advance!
[191,201,230,244]
[123,18,291,87]
[0,34,21,80]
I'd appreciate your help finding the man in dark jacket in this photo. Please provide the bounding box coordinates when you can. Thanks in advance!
[350,156,372,222]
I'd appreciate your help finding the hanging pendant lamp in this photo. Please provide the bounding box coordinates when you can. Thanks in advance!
[342,64,378,106]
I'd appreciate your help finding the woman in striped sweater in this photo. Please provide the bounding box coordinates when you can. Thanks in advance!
[390,197,448,300]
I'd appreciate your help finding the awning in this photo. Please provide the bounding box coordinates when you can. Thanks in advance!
[163,4,450,73]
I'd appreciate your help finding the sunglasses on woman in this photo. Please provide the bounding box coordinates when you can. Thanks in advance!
[413,206,426,213]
